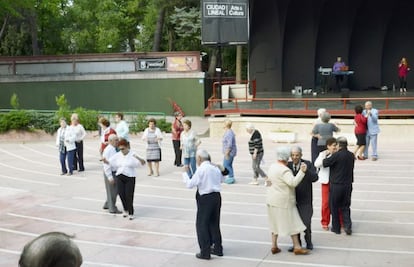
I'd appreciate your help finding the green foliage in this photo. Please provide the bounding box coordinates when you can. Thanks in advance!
[156,118,172,133]
[129,114,171,133]
[169,6,201,51]
[10,93,20,109]
[55,94,71,121]
[129,114,148,133]
[0,110,31,131]
[0,114,8,132]
[29,112,58,134]
[72,107,100,131]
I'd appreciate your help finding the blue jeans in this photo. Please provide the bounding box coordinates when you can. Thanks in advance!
[67,149,75,174]
[59,150,68,174]
[223,155,235,178]
[364,134,378,158]
[184,157,196,178]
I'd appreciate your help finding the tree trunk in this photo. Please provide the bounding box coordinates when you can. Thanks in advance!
[0,15,9,42]
[152,7,166,52]
[28,12,40,55]
[207,48,218,76]
[236,45,242,83]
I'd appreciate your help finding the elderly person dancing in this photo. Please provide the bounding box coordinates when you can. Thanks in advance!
[266,146,309,255]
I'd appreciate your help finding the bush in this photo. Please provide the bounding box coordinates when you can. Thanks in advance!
[129,114,148,134]
[72,107,100,131]
[156,118,172,133]
[129,114,171,133]
[0,114,8,132]
[29,112,58,134]
[4,110,31,131]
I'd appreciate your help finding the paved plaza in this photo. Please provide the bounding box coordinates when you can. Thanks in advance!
[0,117,413,267]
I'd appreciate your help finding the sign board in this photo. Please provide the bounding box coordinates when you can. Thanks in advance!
[137,58,166,71]
[167,56,199,71]
[201,0,249,45]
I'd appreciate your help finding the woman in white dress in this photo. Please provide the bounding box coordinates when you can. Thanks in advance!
[142,118,163,176]
[266,146,309,255]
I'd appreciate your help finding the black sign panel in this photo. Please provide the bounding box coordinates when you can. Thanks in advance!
[137,58,166,71]
[201,0,249,45]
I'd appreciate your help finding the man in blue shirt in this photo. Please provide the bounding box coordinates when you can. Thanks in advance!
[362,101,380,160]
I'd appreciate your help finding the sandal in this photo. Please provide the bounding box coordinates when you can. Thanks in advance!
[271,247,281,254]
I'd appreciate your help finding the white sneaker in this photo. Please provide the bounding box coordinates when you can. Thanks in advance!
[129,215,135,220]
[248,179,259,185]
[123,211,128,218]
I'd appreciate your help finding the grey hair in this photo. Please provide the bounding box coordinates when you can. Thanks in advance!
[290,146,302,154]
[108,134,118,142]
[245,123,255,130]
[196,149,210,161]
[19,232,83,267]
[317,108,326,117]
[276,146,291,161]
[337,136,348,148]
[321,111,331,123]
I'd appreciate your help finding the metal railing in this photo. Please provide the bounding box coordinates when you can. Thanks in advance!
[205,96,414,117]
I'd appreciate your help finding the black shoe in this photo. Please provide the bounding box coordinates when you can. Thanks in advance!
[195,253,210,260]
[210,248,223,256]
[306,243,313,250]
[109,209,122,214]
[288,246,294,252]
[331,229,341,234]
[345,229,352,235]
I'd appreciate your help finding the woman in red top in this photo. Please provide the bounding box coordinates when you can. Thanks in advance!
[171,112,184,167]
[398,57,410,94]
[99,117,117,156]
[353,104,367,160]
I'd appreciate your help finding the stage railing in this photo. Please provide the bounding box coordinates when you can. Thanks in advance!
[205,96,414,117]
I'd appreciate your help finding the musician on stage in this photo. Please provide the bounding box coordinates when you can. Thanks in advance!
[332,57,346,91]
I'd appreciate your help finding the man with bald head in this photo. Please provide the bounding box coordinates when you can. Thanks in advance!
[362,101,380,161]
[287,146,318,250]
[183,149,227,260]
[19,232,82,267]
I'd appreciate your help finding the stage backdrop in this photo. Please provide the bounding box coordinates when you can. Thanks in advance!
[249,0,414,92]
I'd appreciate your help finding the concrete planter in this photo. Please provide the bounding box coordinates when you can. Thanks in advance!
[269,132,298,143]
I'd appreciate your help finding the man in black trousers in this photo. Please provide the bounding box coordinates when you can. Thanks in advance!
[323,136,355,235]
[288,146,319,250]
[183,149,227,260]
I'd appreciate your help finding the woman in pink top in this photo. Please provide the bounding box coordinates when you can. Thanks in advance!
[398,57,410,94]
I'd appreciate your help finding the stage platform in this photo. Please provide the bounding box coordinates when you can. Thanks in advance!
[205,88,414,118]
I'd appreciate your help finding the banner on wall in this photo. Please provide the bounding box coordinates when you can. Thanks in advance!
[167,56,199,71]
[201,0,249,45]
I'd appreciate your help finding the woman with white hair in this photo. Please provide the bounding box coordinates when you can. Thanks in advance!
[311,108,326,163]
[246,123,267,185]
[265,146,309,255]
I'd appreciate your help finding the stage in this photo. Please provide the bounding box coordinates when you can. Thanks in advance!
[204,88,414,118]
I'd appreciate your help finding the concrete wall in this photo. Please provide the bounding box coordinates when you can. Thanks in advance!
[208,116,414,143]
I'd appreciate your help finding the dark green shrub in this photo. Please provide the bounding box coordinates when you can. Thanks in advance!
[29,112,58,134]
[6,110,31,130]
[0,114,9,132]
[129,114,148,133]
[156,118,172,133]
[129,114,171,133]
[72,107,100,131]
